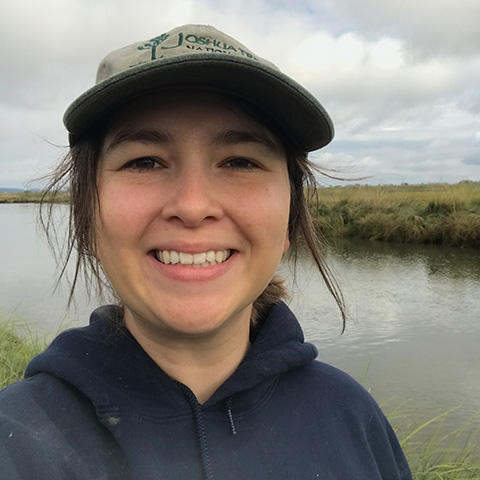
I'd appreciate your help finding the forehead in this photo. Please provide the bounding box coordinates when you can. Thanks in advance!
[103,90,285,150]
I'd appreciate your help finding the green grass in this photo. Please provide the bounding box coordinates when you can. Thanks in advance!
[0,321,46,389]
[0,191,69,203]
[393,406,480,479]
[360,359,480,479]
[309,181,480,248]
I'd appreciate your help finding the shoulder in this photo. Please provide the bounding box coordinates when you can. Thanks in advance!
[275,361,412,479]
[0,374,125,480]
[0,371,93,419]
[281,360,395,431]
[282,359,375,405]
[295,360,390,430]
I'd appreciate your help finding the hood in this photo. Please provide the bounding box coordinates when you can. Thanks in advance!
[25,302,318,413]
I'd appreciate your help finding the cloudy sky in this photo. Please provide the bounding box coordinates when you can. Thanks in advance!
[1,0,479,188]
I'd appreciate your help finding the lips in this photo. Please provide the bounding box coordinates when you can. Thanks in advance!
[154,249,232,267]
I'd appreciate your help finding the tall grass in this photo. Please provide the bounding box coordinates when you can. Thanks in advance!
[396,407,480,479]
[0,191,69,203]
[310,182,480,248]
[0,320,46,389]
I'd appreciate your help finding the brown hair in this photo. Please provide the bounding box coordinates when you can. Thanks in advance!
[251,146,346,330]
[40,96,346,331]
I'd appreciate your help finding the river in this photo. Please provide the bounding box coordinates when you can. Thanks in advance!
[1,203,479,432]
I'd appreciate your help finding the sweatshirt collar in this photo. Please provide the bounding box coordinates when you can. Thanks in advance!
[25,302,317,412]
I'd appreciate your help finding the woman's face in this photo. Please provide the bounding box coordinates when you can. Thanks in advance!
[95,91,291,338]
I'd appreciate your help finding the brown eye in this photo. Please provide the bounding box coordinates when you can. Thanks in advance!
[223,157,259,171]
[124,157,163,171]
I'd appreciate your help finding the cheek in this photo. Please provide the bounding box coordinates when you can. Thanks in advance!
[95,181,151,248]
[236,183,291,242]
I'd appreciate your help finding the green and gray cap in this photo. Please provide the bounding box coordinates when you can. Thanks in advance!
[64,24,334,151]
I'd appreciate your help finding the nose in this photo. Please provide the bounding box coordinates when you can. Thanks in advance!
[161,168,223,227]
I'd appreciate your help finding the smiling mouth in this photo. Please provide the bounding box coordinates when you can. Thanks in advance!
[154,249,233,267]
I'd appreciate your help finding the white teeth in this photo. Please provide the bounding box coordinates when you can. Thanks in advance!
[163,251,170,264]
[156,249,231,267]
[179,252,193,264]
[215,251,224,263]
[193,253,206,264]
[170,251,179,264]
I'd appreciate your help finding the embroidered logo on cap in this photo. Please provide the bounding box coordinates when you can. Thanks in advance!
[135,30,258,66]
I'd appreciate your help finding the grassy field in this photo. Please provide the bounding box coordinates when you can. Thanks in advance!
[1,320,479,478]
[310,181,480,248]
[0,191,69,203]
[0,322,45,389]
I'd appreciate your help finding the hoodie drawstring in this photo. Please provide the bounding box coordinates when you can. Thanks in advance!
[225,397,237,435]
[177,383,215,480]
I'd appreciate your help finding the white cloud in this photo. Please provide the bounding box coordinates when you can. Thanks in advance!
[329,0,480,59]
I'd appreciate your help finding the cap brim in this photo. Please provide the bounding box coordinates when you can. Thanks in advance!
[64,54,334,151]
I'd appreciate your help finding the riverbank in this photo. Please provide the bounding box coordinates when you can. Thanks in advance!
[310,181,480,248]
[0,191,68,203]
[1,321,478,478]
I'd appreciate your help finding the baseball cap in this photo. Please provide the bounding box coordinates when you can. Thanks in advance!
[64,24,334,151]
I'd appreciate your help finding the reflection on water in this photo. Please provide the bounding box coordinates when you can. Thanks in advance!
[1,204,479,430]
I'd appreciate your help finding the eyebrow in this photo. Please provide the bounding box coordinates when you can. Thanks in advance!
[212,129,281,154]
[105,129,174,151]
[104,128,281,154]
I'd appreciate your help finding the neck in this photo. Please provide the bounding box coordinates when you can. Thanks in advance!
[125,311,252,404]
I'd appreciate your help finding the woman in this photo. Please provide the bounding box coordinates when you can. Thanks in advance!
[0,25,412,479]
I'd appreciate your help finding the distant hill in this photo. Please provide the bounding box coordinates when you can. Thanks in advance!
[0,188,24,194]
[0,188,41,194]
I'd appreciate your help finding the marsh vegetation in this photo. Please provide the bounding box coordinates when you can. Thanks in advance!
[0,191,69,204]
[310,181,480,248]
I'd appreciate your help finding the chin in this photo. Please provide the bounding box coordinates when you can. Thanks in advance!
[125,300,251,338]
[161,307,249,336]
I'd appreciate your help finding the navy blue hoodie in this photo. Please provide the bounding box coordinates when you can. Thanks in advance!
[0,302,412,479]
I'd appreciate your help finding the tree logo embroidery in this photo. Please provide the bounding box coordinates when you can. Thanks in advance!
[137,34,170,60]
